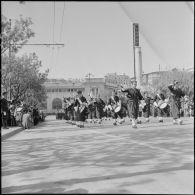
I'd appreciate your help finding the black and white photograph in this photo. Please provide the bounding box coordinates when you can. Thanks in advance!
[1,1,194,194]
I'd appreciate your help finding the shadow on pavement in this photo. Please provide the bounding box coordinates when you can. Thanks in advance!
[2,162,193,194]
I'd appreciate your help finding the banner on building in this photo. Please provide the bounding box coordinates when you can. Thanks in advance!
[133,23,139,46]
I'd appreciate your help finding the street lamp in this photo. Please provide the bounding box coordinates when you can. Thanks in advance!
[85,73,94,97]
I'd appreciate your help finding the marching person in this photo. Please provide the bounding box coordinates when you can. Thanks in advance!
[142,91,152,122]
[87,93,96,123]
[168,80,185,124]
[104,96,112,119]
[68,97,75,123]
[114,90,127,125]
[74,90,88,128]
[121,80,143,128]
[94,94,106,124]
[108,91,121,125]
[153,89,166,122]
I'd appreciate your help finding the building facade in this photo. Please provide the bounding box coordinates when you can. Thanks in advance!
[44,78,119,113]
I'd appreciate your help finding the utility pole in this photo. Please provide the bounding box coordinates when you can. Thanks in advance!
[8,19,12,101]
[85,73,93,90]
[86,73,94,97]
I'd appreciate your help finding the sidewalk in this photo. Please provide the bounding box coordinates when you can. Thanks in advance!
[1,116,52,141]
[1,126,24,141]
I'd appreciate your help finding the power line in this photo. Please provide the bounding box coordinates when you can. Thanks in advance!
[51,1,56,71]
[11,43,64,46]
[59,1,66,42]
[56,1,66,70]
[53,1,55,48]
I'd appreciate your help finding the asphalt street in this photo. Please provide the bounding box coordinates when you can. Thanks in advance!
[1,116,194,194]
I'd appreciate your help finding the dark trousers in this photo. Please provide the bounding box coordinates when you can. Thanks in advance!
[157,107,164,117]
[88,109,96,119]
[127,101,139,119]
[1,114,8,128]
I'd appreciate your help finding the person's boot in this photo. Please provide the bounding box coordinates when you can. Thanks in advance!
[137,117,142,124]
[158,117,163,123]
[80,122,85,128]
[119,118,125,124]
[132,119,137,128]
[173,119,177,124]
[113,119,117,126]
[177,118,183,125]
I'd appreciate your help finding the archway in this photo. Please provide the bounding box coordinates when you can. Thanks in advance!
[52,98,62,110]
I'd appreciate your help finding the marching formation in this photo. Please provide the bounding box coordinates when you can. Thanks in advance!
[58,80,194,128]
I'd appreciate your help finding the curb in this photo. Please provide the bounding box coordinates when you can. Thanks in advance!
[1,127,24,141]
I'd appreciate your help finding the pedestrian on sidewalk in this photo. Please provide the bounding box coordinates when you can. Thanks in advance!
[22,109,33,129]
[9,104,16,126]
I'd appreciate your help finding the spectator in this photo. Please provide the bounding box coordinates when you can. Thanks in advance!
[33,105,39,125]
[9,104,16,126]
[22,109,33,129]
[1,91,9,129]
[14,102,24,127]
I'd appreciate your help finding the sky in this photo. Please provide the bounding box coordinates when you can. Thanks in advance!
[2,1,194,79]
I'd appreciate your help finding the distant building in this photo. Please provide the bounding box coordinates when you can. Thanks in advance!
[105,73,131,86]
[142,71,167,85]
[44,78,118,113]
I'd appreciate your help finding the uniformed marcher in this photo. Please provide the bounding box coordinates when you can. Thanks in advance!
[87,95,96,123]
[121,80,143,128]
[168,80,185,124]
[142,91,152,122]
[153,89,166,122]
[94,94,105,124]
[74,90,88,128]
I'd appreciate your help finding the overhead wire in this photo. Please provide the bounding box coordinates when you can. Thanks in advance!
[56,1,66,70]
[51,1,55,72]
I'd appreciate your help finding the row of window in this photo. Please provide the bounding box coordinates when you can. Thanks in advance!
[47,88,84,93]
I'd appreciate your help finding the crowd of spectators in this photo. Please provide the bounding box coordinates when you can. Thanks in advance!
[1,91,46,130]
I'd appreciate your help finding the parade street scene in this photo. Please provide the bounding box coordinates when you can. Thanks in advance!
[1,1,194,194]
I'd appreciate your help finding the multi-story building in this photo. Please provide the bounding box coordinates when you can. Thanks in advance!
[142,71,167,85]
[105,73,131,86]
[44,78,119,113]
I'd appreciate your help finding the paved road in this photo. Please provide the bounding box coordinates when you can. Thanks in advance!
[1,116,194,194]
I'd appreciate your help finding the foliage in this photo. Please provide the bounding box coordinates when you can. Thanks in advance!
[1,14,35,54]
[1,53,49,108]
